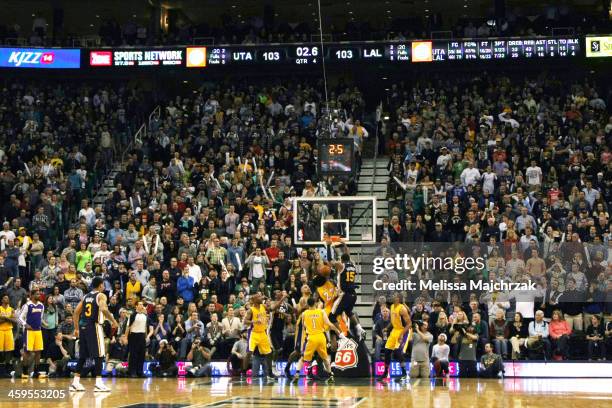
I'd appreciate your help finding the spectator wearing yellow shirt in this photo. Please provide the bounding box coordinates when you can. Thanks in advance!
[126,271,142,302]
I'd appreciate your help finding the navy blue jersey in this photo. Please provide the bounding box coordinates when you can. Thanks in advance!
[340,262,358,293]
[81,291,103,327]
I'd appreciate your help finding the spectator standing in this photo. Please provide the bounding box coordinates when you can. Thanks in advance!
[409,320,433,378]
[457,324,478,378]
[559,278,585,332]
[489,309,509,359]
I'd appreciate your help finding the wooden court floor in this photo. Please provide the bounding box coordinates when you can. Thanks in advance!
[0,377,610,407]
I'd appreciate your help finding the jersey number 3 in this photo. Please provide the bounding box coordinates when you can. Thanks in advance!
[85,303,92,317]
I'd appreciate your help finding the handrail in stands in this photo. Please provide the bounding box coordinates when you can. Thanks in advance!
[192,37,216,45]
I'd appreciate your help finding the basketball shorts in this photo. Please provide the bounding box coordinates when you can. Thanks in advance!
[385,328,411,353]
[303,333,328,361]
[248,330,272,355]
[294,318,305,352]
[79,324,106,359]
[330,292,357,320]
[0,329,14,352]
[26,329,43,352]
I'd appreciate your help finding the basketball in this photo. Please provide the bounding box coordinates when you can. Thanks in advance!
[318,264,332,278]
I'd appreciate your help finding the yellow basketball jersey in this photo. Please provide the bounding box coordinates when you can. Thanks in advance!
[251,304,268,333]
[390,303,406,330]
[0,305,13,330]
[316,281,337,314]
[302,309,325,336]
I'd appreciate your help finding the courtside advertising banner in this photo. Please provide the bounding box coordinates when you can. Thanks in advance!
[0,48,81,68]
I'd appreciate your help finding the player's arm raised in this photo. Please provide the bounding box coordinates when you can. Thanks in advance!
[322,311,344,338]
[98,293,119,328]
[334,261,344,292]
[268,291,288,312]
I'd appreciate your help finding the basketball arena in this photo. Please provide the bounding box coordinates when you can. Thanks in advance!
[0,1,610,407]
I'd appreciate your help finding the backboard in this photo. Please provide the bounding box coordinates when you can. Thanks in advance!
[292,196,377,245]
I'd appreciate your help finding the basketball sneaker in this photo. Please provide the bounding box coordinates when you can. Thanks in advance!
[69,382,86,392]
[94,382,111,392]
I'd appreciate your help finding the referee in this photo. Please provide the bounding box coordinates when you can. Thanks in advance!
[126,300,148,377]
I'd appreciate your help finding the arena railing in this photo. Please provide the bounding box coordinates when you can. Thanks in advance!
[369,102,382,198]
[552,27,576,36]
[192,37,216,45]
[310,33,333,43]
[430,31,454,39]
[126,105,160,157]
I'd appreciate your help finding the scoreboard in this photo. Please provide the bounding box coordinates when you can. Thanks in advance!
[196,37,581,66]
[0,35,596,71]
[431,38,580,61]
[85,36,581,68]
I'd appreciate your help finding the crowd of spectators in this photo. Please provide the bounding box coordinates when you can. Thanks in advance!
[1,5,611,47]
[0,69,610,380]
[0,78,370,377]
[0,80,149,252]
[373,72,611,364]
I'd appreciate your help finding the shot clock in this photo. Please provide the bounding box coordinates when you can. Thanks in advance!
[318,138,355,176]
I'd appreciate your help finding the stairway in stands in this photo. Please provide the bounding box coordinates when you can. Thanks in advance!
[92,107,160,209]
[350,156,389,346]
[92,163,122,208]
